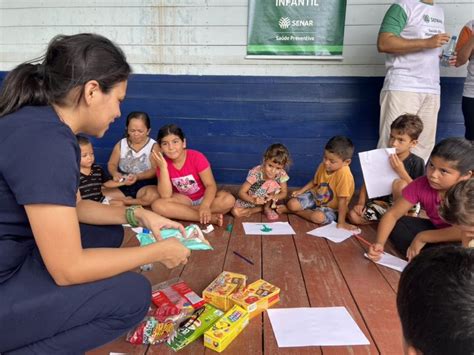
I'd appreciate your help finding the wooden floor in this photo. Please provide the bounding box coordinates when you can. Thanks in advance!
[88,194,405,355]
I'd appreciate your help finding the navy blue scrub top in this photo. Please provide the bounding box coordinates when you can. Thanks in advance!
[0,106,80,283]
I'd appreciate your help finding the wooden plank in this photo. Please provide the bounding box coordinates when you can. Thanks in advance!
[356,224,401,292]
[261,214,319,355]
[208,213,264,355]
[289,214,377,354]
[327,228,404,353]
[146,217,233,355]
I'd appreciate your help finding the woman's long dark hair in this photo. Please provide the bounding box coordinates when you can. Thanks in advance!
[0,33,131,117]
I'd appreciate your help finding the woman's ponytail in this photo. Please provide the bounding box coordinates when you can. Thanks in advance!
[0,62,48,117]
[0,33,131,118]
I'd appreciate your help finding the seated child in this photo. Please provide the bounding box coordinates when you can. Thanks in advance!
[232,143,291,220]
[284,136,358,231]
[368,137,473,262]
[77,136,128,206]
[151,124,235,226]
[349,114,425,224]
[397,246,474,355]
[439,178,474,248]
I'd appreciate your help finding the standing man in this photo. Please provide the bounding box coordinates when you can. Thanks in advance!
[377,0,450,162]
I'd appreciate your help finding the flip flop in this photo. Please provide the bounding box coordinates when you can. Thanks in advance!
[264,209,279,221]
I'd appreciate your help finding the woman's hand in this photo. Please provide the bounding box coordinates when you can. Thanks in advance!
[199,204,212,224]
[153,238,190,269]
[123,174,137,185]
[112,173,124,182]
[367,243,384,261]
[134,208,186,240]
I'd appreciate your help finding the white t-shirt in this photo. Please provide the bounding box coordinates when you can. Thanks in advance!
[118,137,156,174]
[380,0,445,94]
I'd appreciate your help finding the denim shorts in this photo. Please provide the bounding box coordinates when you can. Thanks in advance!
[296,191,337,224]
[191,196,204,206]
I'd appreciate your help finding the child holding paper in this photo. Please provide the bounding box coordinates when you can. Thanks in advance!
[439,178,474,248]
[349,114,425,224]
[283,136,358,231]
[368,137,473,261]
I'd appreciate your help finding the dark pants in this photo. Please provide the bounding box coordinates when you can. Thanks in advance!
[0,224,150,354]
[389,216,436,256]
[462,96,474,141]
[118,178,157,198]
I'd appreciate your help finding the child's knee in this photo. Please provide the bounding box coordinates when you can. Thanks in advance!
[310,211,326,224]
[287,198,302,211]
[219,191,236,210]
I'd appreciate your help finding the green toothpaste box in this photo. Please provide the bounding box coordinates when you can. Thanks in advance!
[167,304,224,351]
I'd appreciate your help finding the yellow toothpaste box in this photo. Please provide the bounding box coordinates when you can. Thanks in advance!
[203,271,247,311]
[230,279,280,319]
[204,305,249,353]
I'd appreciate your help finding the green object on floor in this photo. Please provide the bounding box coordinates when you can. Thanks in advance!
[226,223,233,232]
[260,224,272,232]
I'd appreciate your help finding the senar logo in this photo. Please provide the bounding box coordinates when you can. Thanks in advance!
[279,17,291,29]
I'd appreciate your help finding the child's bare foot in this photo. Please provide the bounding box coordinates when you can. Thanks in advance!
[276,205,289,214]
[211,213,224,226]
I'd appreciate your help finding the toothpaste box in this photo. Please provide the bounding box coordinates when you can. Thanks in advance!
[203,271,247,311]
[204,305,249,352]
[167,304,224,351]
[230,279,280,319]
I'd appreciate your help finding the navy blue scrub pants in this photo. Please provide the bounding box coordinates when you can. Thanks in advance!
[0,224,151,354]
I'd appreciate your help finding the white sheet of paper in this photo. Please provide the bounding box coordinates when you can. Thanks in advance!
[243,222,296,235]
[268,307,370,347]
[306,222,360,243]
[364,252,408,272]
[358,148,398,199]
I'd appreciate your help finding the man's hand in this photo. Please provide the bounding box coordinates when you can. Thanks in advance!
[425,33,450,49]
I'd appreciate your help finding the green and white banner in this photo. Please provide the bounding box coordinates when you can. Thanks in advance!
[247,0,347,58]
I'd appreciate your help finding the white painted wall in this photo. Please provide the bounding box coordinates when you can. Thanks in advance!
[0,0,471,76]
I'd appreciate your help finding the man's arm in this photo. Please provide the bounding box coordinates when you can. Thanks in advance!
[378,32,450,54]
[377,3,449,54]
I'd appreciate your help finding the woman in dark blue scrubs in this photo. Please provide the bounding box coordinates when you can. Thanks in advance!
[0,33,190,354]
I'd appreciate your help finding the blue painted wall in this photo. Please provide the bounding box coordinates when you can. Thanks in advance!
[0,72,465,187]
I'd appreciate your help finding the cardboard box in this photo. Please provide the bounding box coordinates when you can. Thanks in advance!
[230,279,280,319]
[203,271,247,311]
[167,304,224,351]
[204,305,249,353]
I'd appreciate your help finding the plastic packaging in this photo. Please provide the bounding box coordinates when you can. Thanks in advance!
[136,228,155,271]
